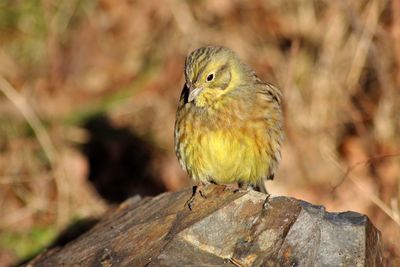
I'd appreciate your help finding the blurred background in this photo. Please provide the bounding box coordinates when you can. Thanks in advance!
[0,0,399,265]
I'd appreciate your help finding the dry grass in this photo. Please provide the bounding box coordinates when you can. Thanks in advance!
[0,0,399,265]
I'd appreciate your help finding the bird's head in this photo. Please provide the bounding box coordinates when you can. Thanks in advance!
[184,46,245,108]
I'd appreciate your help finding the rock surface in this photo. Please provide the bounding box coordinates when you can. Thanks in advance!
[27,185,382,266]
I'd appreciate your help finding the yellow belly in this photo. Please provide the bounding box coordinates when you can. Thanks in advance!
[185,129,270,184]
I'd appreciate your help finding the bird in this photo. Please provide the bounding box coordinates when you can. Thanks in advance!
[174,45,283,200]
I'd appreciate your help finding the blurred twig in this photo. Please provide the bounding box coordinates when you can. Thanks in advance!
[327,151,400,227]
[345,0,381,90]
[0,76,55,163]
[0,75,70,228]
[0,175,53,185]
[332,153,400,192]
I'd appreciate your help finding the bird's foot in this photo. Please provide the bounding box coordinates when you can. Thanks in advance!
[185,185,198,210]
[237,182,268,194]
[236,182,249,192]
[198,188,207,199]
[185,183,209,210]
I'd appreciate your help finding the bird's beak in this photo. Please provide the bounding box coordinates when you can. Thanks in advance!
[188,87,203,102]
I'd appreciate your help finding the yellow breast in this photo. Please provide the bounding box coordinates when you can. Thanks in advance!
[183,128,271,184]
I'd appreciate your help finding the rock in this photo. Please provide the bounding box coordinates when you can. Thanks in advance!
[27,185,382,267]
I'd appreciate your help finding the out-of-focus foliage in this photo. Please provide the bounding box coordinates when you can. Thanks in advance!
[0,227,56,260]
[0,0,399,265]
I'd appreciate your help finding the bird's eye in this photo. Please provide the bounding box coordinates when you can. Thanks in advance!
[206,73,214,82]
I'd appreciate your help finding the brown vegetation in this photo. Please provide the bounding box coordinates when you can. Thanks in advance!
[0,0,399,265]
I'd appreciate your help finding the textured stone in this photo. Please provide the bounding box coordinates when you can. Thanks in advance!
[27,184,383,267]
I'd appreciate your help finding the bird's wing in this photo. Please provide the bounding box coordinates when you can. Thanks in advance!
[253,78,284,181]
[254,77,282,105]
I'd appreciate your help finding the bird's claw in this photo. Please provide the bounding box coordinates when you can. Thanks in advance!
[263,193,271,209]
[199,189,207,199]
[185,184,208,210]
[185,194,195,210]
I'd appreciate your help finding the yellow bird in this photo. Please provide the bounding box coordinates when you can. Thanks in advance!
[174,46,283,194]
